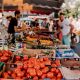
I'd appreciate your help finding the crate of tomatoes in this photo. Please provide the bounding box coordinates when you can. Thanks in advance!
[0,50,13,63]
[0,57,64,80]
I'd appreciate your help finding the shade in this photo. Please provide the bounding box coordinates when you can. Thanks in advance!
[0,0,64,14]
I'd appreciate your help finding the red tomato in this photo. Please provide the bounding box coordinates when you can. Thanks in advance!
[26,74,31,78]
[51,77,56,80]
[15,56,21,61]
[17,65,23,69]
[57,73,62,78]
[55,69,60,74]
[40,62,45,68]
[14,68,21,73]
[42,67,49,74]
[45,60,51,65]
[28,68,36,77]
[0,53,2,57]
[55,60,61,66]
[43,57,49,61]
[7,71,12,75]
[23,55,28,61]
[34,64,40,70]
[17,71,24,77]
[51,63,57,68]
[23,64,27,70]
[27,63,33,68]
[3,72,9,78]
[51,68,56,72]
[0,56,8,62]
[33,76,38,80]
[47,72,54,78]
[41,74,47,79]
[36,70,42,77]
[11,73,16,78]
[39,58,44,62]
[56,78,62,80]
[15,76,21,79]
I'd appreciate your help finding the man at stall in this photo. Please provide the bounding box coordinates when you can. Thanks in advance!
[59,13,74,46]
[8,10,22,46]
[76,17,80,43]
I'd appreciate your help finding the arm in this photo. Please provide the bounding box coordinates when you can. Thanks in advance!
[14,26,22,32]
[69,23,74,34]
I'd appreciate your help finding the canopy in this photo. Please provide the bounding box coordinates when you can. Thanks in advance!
[0,0,64,14]
[23,0,64,8]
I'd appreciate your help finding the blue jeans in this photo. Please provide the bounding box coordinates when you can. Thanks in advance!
[62,35,70,46]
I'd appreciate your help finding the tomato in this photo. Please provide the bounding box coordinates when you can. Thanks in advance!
[55,59,61,66]
[15,76,21,79]
[43,57,49,61]
[41,74,47,79]
[14,68,21,73]
[57,73,62,78]
[39,58,44,62]
[23,55,28,61]
[0,56,8,62]
[23,64,28,70]
[11,73,16,78]
[0,53,2,57]
[42,67,49,74]
[15,56,21,61]
[36,70,42,77]
[33,76,38,80]
[3,72,9,78]
[27,63,33,68]
[56,78,62,80]
[28,68,36,77]
[17,71,24,77]
[26,74,31,78]
[51,77,56,80]
[51,68,56,72]
[17,65,23,69]
[45,60,51,65]
[7,71,12,75]
[47,72,54,78]
[40,62,45,68]
[29,57,37,62]
[51,63,57,68]
[55,69,60,74]
[34,64,40,70]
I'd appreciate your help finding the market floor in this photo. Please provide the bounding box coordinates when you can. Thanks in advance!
[73,43,80,57]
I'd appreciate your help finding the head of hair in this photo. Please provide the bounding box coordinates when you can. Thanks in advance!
[6,16,12,19]
[14,10,20,16]
[59,13,65,16]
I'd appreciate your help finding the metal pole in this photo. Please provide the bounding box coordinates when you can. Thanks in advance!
[2,0,5,50]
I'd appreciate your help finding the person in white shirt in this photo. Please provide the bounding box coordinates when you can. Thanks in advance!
[76,17,80,31]
[76,17,80,43]
[59,13,74,46]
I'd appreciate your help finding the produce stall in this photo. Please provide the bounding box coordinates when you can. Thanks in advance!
[0,52,80,80]
[0,10,79,80]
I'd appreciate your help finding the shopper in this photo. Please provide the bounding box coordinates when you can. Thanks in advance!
[41,18,48,28]
[76,17,80,43]
[49,19,54,32]
[59,13,74,46]
[3,16,12,29]
[8,10,22,46]
[56,20,63,41]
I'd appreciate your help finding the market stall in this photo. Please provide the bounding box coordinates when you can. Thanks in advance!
[0,0,80,80]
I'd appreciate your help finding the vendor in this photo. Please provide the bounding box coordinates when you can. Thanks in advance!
[8,10,22,46]
[59,13,74,46]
